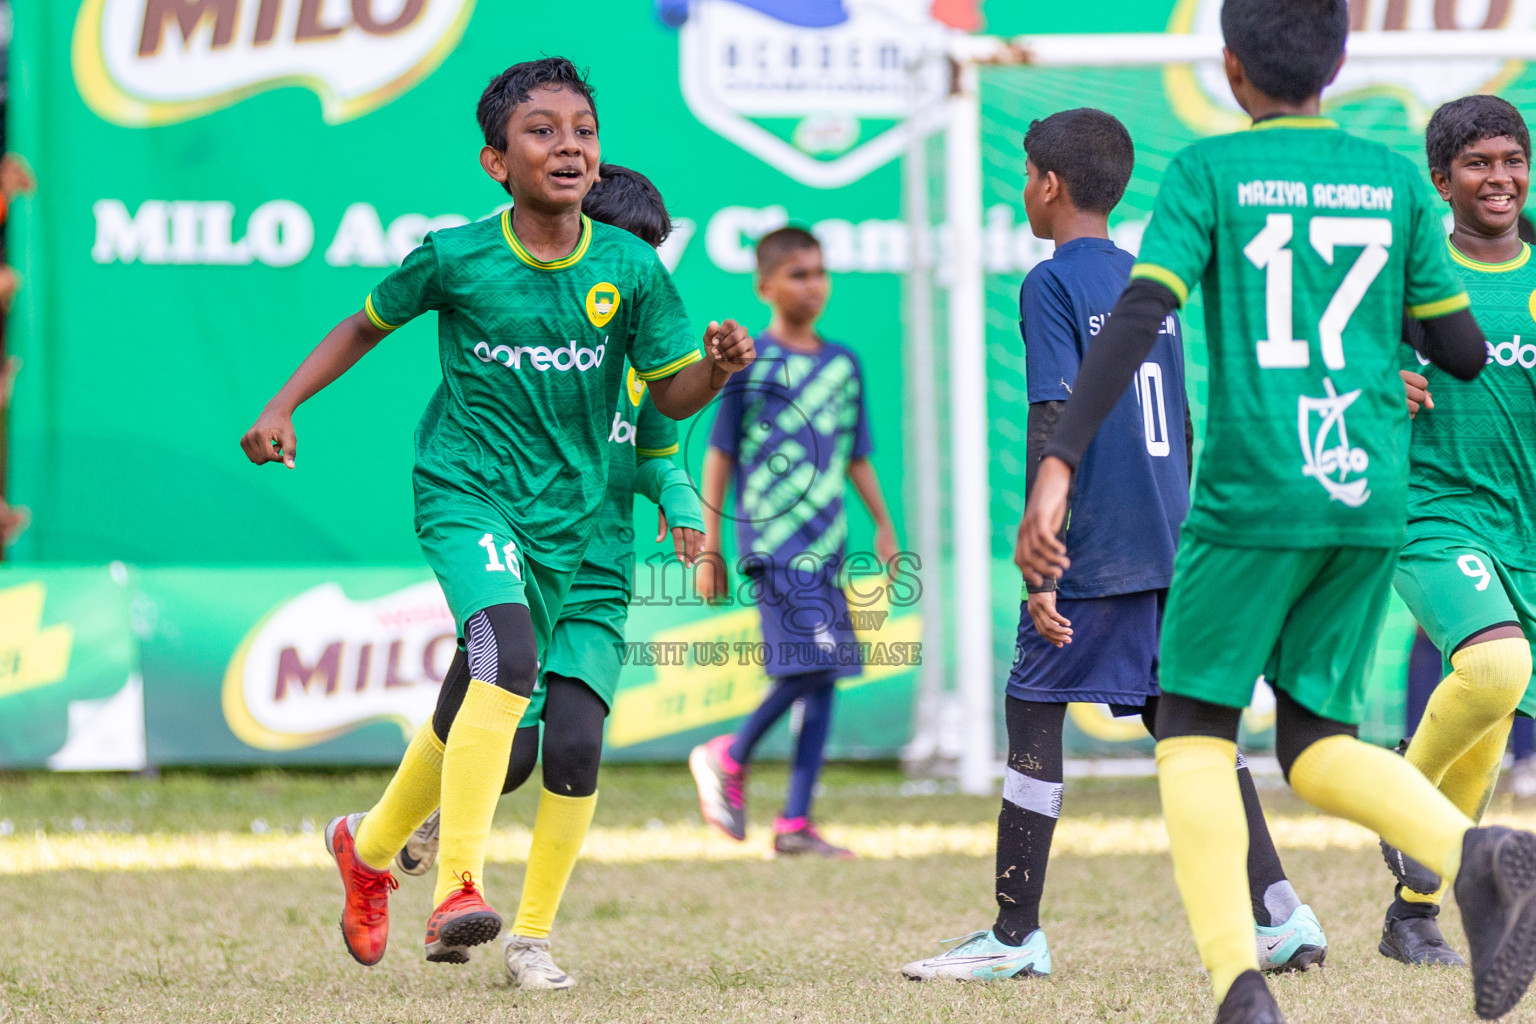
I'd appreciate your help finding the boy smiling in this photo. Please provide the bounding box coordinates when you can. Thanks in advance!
[1377,94,1536,969]
[241,57,753,969]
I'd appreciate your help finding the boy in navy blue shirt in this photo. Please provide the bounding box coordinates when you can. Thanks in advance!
[689,227,900,857]
[902,108,1324,981]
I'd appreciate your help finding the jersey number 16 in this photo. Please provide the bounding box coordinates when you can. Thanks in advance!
[1245,213,1391,370]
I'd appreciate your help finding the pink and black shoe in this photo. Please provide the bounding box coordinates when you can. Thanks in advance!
[773,817,854,859]
[690,735,747,840]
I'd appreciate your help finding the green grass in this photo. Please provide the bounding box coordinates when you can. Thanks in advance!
[2,765,1535,1023]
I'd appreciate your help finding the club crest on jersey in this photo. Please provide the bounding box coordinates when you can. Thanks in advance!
[1297,379,1370,508]
[626,366,647,407]
[586,282,620,328]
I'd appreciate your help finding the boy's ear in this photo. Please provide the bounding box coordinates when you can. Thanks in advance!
[1222,47,1245,96]
[1043,169,1063,205]
[480,145,510,187]
[1430,167,1454,203]
[1325,50,1345,89]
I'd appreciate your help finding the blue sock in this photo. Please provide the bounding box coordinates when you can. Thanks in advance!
[728,670,832,766]
[782,680,835,821]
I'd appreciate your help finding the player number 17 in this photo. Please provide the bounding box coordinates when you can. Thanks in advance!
[1244,214,1392,370]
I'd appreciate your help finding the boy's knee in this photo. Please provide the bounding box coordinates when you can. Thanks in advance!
[1153,693,1241,743]
[1450,636,1532,712]
[465,604,539,698]
[1274,688,1356,781]
[542,731,602,797]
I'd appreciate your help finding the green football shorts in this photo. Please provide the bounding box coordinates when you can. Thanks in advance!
[1159,537,1396,724]
[525,578,630,721]
[415,499,576,656]
[1394,533,1536,717]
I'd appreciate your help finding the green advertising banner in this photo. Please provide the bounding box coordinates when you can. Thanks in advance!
[136,565,917,766]
[0,566,141,769]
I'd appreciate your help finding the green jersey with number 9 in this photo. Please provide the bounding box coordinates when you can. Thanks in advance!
[1131,116,1469,548]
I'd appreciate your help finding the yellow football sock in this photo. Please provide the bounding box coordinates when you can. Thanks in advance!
[511,789,599,939]
[1402,713,1513,907]
[1156,735,1256,1003]
[1288,734,1471,888]
[354,722,445,871]
[1406,638,1530,787]
[434,679,529,905]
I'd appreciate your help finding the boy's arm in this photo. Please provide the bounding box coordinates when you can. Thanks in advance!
[240,310,389,467]
[695,446,734,602]
[846,457,898,566]
[1018,399,1070,590]
[646,319,756,418]
[632,399,705,563]
[243,235,441,467]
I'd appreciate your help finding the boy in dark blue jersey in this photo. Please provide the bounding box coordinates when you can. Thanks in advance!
[689,227,901,857]
[902,108,1323,982]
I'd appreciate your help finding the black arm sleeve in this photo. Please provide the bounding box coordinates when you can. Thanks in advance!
[1041,278,1180,469]
[1184,403,1195,485]
[1416,307,1486,382]
[1025,401,1068,594]
[1400,308,1427,357]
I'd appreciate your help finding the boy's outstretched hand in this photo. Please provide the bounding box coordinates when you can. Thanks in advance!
[1015,455,1073,586]
[241,406,298,468]
[704,319,755,374]
[657,510,704,566]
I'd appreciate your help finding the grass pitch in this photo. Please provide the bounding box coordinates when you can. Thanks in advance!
[2,764,1535,1023]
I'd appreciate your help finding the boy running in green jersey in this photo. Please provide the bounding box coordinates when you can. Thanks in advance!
[392,165,707,990]
[240,59,753,969]
[1016,2,1536,1021]
[1375,95,1536,968]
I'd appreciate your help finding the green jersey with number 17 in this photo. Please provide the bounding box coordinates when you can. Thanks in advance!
[365,212,702,572]
[1404,241,1536,568]
[1131,117,1469,548]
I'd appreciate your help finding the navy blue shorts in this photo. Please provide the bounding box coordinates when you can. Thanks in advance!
[749,566,861,680]
[1006,590,1165,714]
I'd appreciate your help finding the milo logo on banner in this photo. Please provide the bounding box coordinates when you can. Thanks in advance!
[72,0,477,126]
[671,0,971,188]
[222,581,455,750]
[1167,0,1536,134]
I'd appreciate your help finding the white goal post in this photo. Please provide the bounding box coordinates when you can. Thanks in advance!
[909,29,1536,795]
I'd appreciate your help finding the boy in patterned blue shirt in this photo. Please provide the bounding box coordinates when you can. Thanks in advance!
[689,227,899,857]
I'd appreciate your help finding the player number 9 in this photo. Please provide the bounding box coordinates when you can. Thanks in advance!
[1458,554,1492,592]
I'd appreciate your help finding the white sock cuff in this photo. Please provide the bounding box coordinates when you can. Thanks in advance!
[1003,767,1063,818]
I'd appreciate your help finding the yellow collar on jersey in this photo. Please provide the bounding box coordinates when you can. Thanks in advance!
[1250,116,1339,131]
[1447,239,1531,273]
[501,211,592,271]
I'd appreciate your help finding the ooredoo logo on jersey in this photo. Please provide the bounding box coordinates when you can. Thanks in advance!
[73,0,476,126]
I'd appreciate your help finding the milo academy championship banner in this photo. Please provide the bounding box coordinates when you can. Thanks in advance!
[5,1,1527,765]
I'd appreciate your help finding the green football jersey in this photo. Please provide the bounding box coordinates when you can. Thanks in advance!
[1404,240,1536,568]
[1132,117,1469,548]
[577,361,687,594]
[366,212,702,571]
